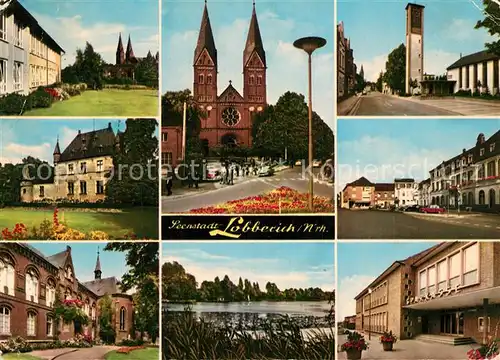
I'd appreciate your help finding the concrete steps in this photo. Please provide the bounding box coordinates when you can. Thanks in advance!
[416,334,475,346]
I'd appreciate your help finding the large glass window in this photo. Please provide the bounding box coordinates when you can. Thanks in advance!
[0,307,10,334]
[25,270,39,303]
[27,312,36,336]
[428,266,436,294]
[449,252,461,288]
[419,271,427,296]
[463,243,479,286]
[437,260,447,291]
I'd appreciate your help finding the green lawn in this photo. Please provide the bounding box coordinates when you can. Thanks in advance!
[105,347,159,360]
[23,89,158,116]
[4,354,41,360]
[0,207,158,239]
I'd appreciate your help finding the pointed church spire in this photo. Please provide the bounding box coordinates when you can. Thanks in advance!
[126,35,135,61]
[116,33,125,65]
[243,0,266,68]
[53,136,60,155]
[194,1,217,68]
[94,247,102,280]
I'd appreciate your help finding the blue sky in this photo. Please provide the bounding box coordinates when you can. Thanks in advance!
[19,0,158,66]
[0,119,125,165]
[162,0,334,130]
[338,0,496,81]
[25,242,129,283]
[337,118,500,190]
[162,242,334,291]
[337,241,438,320]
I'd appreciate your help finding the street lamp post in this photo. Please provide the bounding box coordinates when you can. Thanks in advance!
[368,288,372,340]
[293,36,326,212]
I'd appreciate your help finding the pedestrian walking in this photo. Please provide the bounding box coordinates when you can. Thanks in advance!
[230,165,234,185]
[166,171,173,196]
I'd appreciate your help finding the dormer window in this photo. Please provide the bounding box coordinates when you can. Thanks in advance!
[490,143,496,152]
[98,145,103,153]
[468,155,473,164]
[480,148,485,156]
[65,266,73,280]
[81,137,86,145]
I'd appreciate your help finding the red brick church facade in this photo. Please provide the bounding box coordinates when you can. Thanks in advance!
[0,244,133,343]
[194,1,267,153]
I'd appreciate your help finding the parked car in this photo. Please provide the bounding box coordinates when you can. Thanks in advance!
[312,160,322,168]
[404,205,421,212]
[258,165,275,177]
[420,205,445,214]
[205,161,222,181]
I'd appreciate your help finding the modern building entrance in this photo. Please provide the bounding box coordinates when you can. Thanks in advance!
[439,311,464,336]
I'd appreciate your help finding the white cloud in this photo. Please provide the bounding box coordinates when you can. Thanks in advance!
[441,18,492,43]
[357,54,387,82]
[337,275,374,321]
[424,49,461,76]
[337,136,457,190]
[164,12,334,130]
[32,13,158,67]
[163,253,334,291]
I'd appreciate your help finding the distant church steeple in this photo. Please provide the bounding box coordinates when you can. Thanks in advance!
[94,248,102,280]
[243,0,266,68]
[53,136,61,164]
[116,33,125,65]
[126,35,135,62]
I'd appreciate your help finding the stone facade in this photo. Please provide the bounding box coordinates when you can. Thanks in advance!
[336,21,356,98]
[193,2,267,152]
[405,3,424,94]
[356,242,500,344]
[395,178,418,206]
[0,244,134,342]
[20,123,121,203]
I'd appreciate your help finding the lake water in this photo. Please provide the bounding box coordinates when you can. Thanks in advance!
[165,301,331,317]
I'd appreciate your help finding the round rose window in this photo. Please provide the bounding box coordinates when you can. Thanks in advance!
[221,107,240,127]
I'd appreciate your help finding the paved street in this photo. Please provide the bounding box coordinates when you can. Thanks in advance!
[344,92,500,116]
[30,346,119,360]
[337,334,477,359]
[162,167,333,213]
[338,209,500,239]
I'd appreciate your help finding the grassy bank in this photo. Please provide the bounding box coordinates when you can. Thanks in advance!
[164,311,334,360]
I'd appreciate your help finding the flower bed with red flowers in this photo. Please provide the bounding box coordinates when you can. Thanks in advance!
[379,331,397,343]
[116,346,146,354]
[189,186,334,214]
[340,331,368,352]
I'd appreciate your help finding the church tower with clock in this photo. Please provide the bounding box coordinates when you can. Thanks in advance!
[193,0,267,154]
[405,3,424,95]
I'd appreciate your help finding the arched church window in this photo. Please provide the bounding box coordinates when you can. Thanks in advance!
[198,74,204,84]
[119,307,126,331]
[257,76,262,85]
[221,107,241,127]
[249,75,254,85]
[207,74,212,84]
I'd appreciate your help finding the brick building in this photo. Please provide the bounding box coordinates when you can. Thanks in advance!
[0,244,134,342]
[355,241,500,345]
[336,21,357,99]
[193,1,267,154]
[161,126,182,168]
[342,177,396,208]
[20,123,122,203]
[374,183,395,208]
[429,130,500,211]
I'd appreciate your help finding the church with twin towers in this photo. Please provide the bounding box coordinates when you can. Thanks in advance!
[193,0,268,155]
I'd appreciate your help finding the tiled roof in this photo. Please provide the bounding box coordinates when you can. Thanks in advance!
[243,4,266,67]
[46,250,68,268]
[347,176,374,187]
[82,277,122,297]
[394,178,415,183]
[447,50,499,70]
[194,3,217,68]
[59,123,117,162]
[374,183,394,191]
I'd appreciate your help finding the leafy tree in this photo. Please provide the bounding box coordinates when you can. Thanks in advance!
[375,71,384,92]
[383,43,406,94]
[163,262,198,301]
[475,1,500,55]
[104,243,159,343]
[355,72,366,93]
[105,118,158,206]
[135,52,158,88]
[62,43,105,89]
[98,295,116,344]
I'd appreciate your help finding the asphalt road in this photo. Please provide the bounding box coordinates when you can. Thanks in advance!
[352,92,458,116]
[162,167,334,213]
[338,209,500,239]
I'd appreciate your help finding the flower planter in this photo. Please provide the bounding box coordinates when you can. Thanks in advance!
[382,341,393,351]
[345,349,362,360]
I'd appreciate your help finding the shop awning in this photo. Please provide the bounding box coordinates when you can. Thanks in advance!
[403,286,500,310]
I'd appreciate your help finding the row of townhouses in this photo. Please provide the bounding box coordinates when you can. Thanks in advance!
[0,0,63,96]
[354,241,500,346]
[341,130,500,211]
[336,21,357,99]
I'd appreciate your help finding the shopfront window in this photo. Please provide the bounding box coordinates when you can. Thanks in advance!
[463,243,479,286]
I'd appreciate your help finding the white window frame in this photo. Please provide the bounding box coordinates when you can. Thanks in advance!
[0,58,7,94]
[46,316,53,336]
[13,61,23,91]
[25,271,39,303]
[27,312,36,336]
[13,18,23,48]
[46,282,56,307]
[0,13,6,41]
[0,259,15,296]
[0,307,10,335]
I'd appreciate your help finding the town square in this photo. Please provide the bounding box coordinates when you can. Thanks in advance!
[337,0,500,116]
[337,118,500,239]
[161,0,334,214]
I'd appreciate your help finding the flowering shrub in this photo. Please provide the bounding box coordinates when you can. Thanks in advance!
[55,299,89,325]
[468,339,499,360]
[380,331,397,343]
[189,186,334,214]
[0,208,144,240]
[0,336,32,353]
[116,346,146,354]
[340,331,368,352]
